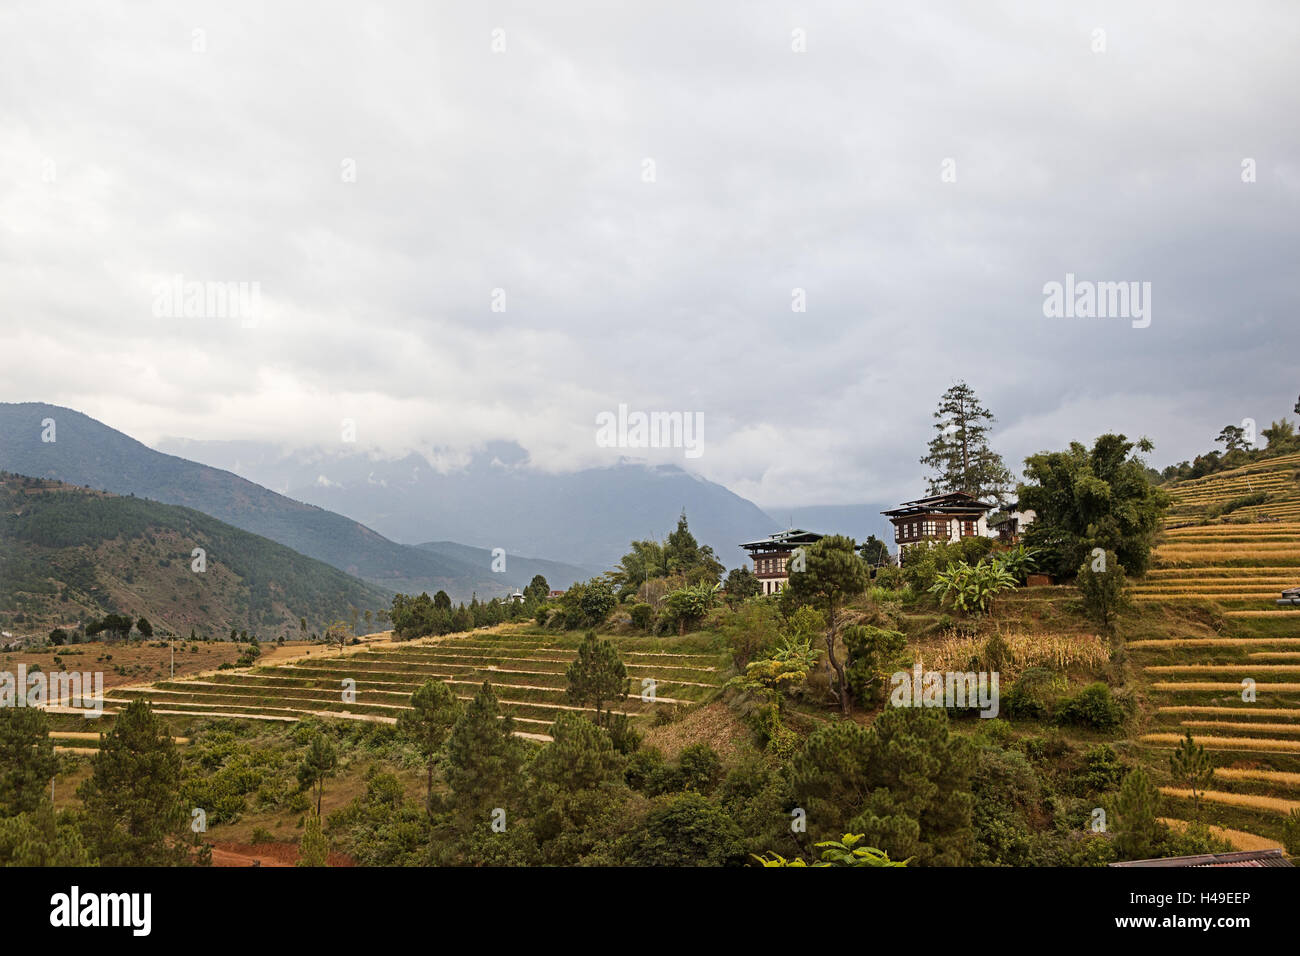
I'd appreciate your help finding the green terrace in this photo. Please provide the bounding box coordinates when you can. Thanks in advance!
[94,629,730,741]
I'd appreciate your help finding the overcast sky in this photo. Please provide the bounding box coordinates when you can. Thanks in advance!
[2,1,1298,509]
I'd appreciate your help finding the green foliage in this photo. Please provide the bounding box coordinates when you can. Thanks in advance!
[565,631,629,724]
[662,581,719,634]
[527,713,628,864]
[790,706,974,865]
[784,535,869,714]
[729,635,821,697]
[611,512,724,598]
[297,810,329,867]
[1020,433,1169,579]
[753,833,906,867]
[397,679,461,810]
[77,699,191,866]
[1077,745,1126,796]
[1055,683,1126,731]
[919,381,1013,500]
[556,578,618,630]
[843,624,907,705]
[0,475,387,634]
[723,565,761,602]
[900,537,994,592]
[0,707,59,817]
[971,745,1044,866]
[444,682,527,816]
[296,734,338,815]
[1113,767,1162,861]
[676,744,723,793]
[1283,809,1300,856]
[928,559,1017,614]
[1168,730,1215,818]
[629,602,654,632]
[625,792,744,866]
[524,575,549,603]
[1076,550,1128,628]
[1003,667,1061,721]
[0,805,92,866]
[991,544,1040,585]
[1207,490,1269,519]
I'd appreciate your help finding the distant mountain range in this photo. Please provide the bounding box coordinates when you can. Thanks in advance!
[0,403,893,610]
[0,403,594,602]
[152,436,782,568]
[0,473,391,637]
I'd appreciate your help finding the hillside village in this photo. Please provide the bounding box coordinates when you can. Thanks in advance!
[3,384,1300,870]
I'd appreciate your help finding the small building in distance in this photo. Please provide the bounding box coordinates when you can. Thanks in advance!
[740,529,825,596]
[547,589,567,599]
[882,491,997,556]
[990,503,1036,543]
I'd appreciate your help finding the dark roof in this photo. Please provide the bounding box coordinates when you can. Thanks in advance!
[1109,848,1293,868]
[739,529,824,550]
[882,491,996,518]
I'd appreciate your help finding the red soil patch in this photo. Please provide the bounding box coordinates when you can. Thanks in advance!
[209,841,354,867]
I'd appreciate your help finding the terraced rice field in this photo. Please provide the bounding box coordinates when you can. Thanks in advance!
[1164,452,1300,523]
[1131,458,1300,847]
[83,628,728,742]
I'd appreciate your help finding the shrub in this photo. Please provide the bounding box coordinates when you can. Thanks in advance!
[629,603,654,633]
[1077,550,1128,628]
[929,560,1018,614]
[1056,682,1125,731]
[1076,744,1125,795]
[676,744,722,794]
[1208,490,1269,518]
[843,625,907,706]
[1004,667,1058,721]
[1283,809,1300,856]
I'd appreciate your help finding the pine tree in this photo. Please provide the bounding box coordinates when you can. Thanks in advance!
[297,734,338,815]
[1114,767,1162,860]
[1169,730,1215,819]
[789,707,974,865]
[77,699,190,865]
[396,679,461,811]
[297,810,329,867]
[1077,550,1128,629]
[444,682,526,816]
[0,707,59,816]
[565,632,629,725]
[920,382,1012,501]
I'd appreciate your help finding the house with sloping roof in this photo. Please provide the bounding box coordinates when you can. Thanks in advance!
[739,529,824,597]
[1109,848,1293,868]
[882,491,996,556]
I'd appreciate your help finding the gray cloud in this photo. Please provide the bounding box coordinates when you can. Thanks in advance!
[2,0,1297,510]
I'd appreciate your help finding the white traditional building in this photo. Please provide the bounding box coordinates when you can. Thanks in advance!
[739,529,824,596]
[882,492,996,556]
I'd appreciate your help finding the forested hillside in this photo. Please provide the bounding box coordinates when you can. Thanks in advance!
[0,472,390,637]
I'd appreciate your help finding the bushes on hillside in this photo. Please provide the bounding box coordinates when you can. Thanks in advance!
[1207,490,1270,518]
[900,537,993,592]
[1076,550,1128,628]
[843,624,907,706]
[1055,682,1126,731]
[554,579,617,630]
